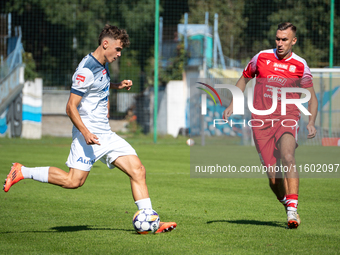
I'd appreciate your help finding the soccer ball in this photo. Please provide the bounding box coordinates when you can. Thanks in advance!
[132,209,160,234]
[186,138,195,146]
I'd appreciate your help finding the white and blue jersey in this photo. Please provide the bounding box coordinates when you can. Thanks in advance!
[71,53,111,134]
[66,53,137,171]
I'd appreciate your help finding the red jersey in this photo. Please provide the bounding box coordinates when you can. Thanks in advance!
[243,49,313,120]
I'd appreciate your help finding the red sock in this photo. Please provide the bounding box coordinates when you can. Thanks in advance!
[286,194,298,211]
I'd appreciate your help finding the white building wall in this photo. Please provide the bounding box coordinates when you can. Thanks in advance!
[166,81,186,137]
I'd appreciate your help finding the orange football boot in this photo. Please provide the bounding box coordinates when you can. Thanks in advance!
[155,222,177,233]
[3,163,24,192]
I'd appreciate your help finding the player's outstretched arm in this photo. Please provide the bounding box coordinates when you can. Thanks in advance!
[306,86,318,139]
[66,93,100,145]
[110,80,133,90]
[222,75,250,119]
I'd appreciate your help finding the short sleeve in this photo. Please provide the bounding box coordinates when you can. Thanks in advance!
[243,53,259,79]
[300,63,313,88]
[71,68,94,96]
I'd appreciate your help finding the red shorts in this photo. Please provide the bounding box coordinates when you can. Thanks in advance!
[252,118,299,167]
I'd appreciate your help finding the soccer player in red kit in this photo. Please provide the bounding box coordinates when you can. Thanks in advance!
[223,22,318,228]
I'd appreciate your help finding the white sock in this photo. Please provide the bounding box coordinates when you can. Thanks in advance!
[21,166,49,183]
[287,200,298,212]
[135,198,152,210]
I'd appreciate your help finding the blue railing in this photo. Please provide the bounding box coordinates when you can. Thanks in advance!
[0,34,23,81]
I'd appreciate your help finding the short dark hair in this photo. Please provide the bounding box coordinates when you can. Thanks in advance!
[277,22,296,35]
[98,24,130,48]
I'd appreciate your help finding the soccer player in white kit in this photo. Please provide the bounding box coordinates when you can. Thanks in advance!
[4,25,176,233]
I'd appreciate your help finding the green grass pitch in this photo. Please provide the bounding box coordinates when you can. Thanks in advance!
[0,136,339,254]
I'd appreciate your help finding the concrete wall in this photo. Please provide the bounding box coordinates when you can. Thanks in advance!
[42,91,138,115]
[42,90,69,115]
[149,81,187,137]
[117,92,137,113]
[166,81,186,137]
[157,90,167,135]
[21,78,43,139]
[148,89,167,135]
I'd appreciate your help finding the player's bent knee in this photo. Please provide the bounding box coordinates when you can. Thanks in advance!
[63,178,85,189]
[64,182,83,189]
[130,165,146,181]
[282,153,295,165]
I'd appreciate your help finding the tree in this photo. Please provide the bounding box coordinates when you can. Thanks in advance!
[187,0,340,67]
[4,0,107,86]
[265,0,339,67]
[243,0,340,67]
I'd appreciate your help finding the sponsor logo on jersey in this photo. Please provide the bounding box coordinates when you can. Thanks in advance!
[76,75,85,82]
[289,65,296,73]
[76,75,85,85]
[77,157,95,165]
[274,68,285,72]
[266,60,271,65]
[267,75,287,86]
[273,63,288,70]
[102,69,107,75]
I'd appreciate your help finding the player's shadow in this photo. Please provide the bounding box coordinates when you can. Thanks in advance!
[50,225,134,232]
[1,225,134,234]
[207,220,287,228]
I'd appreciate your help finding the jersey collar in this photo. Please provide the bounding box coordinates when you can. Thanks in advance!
[274,49,293,61]
[89,53,106,67]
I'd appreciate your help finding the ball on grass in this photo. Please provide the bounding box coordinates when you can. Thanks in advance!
[186,138,195,146]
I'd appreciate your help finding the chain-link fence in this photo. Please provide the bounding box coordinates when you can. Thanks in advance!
[1,0,339,134]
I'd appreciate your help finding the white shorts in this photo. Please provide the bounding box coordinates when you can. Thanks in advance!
[65,131,137,171]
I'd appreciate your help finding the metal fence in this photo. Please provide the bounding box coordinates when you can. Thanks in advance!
[1,0,339,132]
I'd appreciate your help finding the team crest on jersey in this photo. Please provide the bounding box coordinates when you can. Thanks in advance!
[289,65,296,73]
[266,60,271,65]
[267,75,287,86]
[102,69,107,75]
[76,75,85,85]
